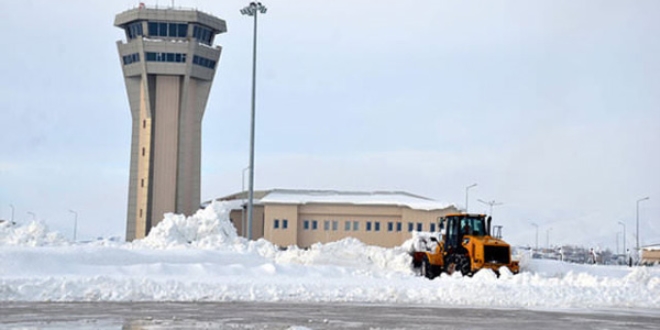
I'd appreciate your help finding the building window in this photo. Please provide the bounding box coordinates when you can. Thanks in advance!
[304,220,309,230]
[143,120,146,129]
[324,220,330,231]
[408,222,413,232]
[145,21,187,38]
[430,223,436,232]
[139,209,143,218]
[192,24,214,45]
[417,223,423,232]
[387,222,393,232]
[366,222,372,231]
[122,53,140,65]
[159,22,167,36]
[332,221,338,231]
[375,222,381,232]
[126,21,144,39]
[273,219,279,229]
[146,52,187,63]
[353,221,359,231]
[396,222,402,232]
[282,219,288,229]
[345,221,351,231]
[193,55,216,69]
[141,147,145,156]
[140,179,144,188]
[312,220,318,230]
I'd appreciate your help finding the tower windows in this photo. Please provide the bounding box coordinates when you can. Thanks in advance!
[192,25,213,45]
[142,147,145,156]
[126,22,143,39]
[122,53,140,65]
[147,22,188,38]
[141,179,144,187]
[193,55,216,69]
[142,120,146,128]
[146,52,187,63]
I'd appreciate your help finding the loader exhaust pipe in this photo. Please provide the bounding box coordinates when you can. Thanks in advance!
[487,216,492,236]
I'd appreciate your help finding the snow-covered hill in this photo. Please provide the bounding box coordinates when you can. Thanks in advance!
[0,202,658,311]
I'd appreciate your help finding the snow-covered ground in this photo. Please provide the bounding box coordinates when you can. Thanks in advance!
[0,202,658,311]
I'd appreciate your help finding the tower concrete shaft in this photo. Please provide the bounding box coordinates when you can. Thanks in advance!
[115,6,226,240]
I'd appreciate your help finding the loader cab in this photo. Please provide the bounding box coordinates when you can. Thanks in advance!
[438,214,490,252]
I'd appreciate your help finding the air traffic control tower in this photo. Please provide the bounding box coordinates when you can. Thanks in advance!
[115,6,226,240]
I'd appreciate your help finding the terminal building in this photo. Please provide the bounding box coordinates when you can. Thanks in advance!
[208,189,459,248]
[114,6,226,240]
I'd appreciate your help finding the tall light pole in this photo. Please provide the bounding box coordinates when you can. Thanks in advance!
[9,204,14,224]
[27,211,36,221]
[618,221,626,257]
[531,222,538,251]
[636,197,649,253]
[546,227,552,248]
[616,232,620,255]
[241,166,250,237]
[241,1,267,240]
[68,209,78,241]
[464,183,477,213]
[477,199,503,217]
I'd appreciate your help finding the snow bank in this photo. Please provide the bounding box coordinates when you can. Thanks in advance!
[134,201,240,249]
[0,221,68,247]
[1,202,659,311]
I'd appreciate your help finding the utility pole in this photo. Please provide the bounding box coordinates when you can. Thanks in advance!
[68,209,78,241]
[618,221,626,257]
[531,222,539,251]
[636,197,649,254]
[464,183,477,213]
[241,2,267,240]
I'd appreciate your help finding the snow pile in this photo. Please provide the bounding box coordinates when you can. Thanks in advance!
[131,202,412,273]
[0,221,68,247]
[275,238,412,274]
[1,202,659,310]
[134,201,240,249]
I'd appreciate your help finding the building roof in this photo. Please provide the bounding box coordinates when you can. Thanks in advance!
[114,6,227,33]
[643,244,660,251]
[257,189,455,211]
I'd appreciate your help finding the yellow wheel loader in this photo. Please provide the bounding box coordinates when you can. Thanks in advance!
[410,213,519,278]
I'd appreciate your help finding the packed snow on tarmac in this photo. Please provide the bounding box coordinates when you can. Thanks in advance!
[0,201,658,311]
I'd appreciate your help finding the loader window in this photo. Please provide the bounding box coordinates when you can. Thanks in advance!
[461,217,486,236]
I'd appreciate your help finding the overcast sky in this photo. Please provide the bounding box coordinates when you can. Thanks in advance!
[0,0,658,251]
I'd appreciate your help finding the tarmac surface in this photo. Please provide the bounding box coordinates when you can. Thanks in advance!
[1,302,659,330]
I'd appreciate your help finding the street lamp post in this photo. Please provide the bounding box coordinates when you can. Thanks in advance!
[531,223,538,251]
[464,183,477,213]
[618,221,626,257]
[241,1,267,241]
[636,197,649,253]
[546,227,552,249]
[68,209,78,241]
[9,204,14,224]
[241,166,250,237]
[27,211,36,221]
[477,199,503,217]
